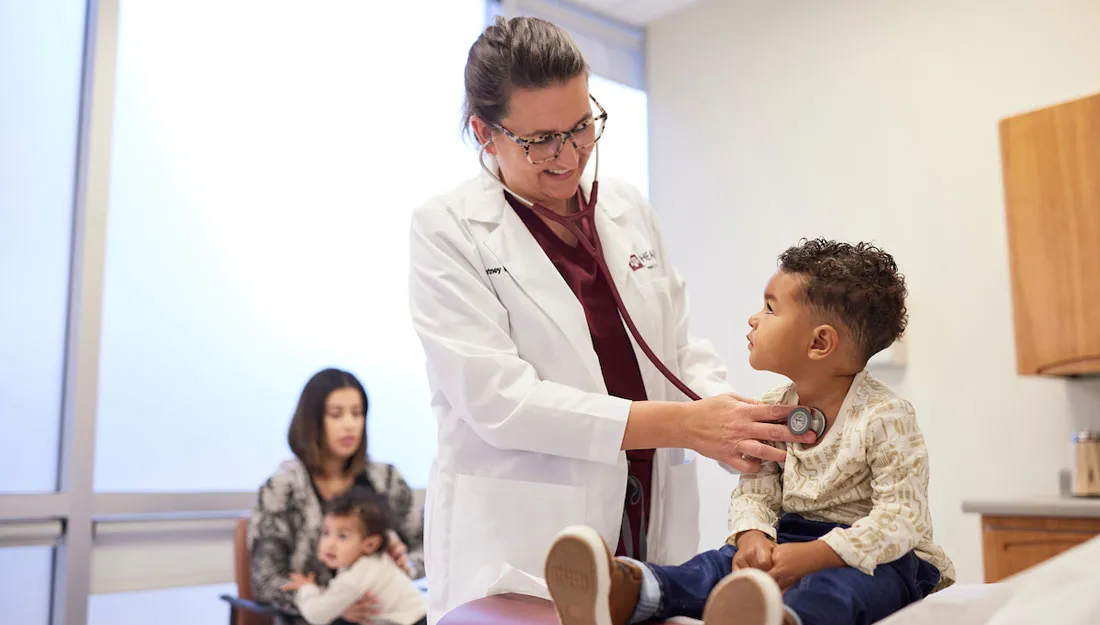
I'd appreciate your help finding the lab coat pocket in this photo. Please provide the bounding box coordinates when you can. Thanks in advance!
[447,474,585,604]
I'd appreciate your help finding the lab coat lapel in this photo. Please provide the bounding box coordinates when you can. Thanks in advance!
[477,181,605,388]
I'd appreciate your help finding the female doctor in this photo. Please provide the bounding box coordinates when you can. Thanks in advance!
[408,16,816,624]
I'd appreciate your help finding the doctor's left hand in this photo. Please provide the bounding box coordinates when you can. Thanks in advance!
[387,530,411,574]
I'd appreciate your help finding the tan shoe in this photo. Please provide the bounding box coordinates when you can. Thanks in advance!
[702,568,787,625]
[545,525,643,625]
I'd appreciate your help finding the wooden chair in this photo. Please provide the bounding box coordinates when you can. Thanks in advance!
[219,517,280,625]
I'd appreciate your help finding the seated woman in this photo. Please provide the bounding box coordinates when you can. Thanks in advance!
[250,368,425,625]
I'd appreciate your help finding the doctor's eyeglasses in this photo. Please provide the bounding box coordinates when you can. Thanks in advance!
[488,95,608,165]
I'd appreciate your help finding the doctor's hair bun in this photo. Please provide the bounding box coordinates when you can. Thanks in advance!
[326,486,396,547]
[462,16,589,141]
[779,238,908,365]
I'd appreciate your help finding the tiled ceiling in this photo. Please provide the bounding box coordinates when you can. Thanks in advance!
[566,0,702,27]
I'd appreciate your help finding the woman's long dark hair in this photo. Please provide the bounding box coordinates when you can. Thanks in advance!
[287,368,369,477]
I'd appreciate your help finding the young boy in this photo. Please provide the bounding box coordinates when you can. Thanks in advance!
[283,487,427,625]
[544,239,955,625]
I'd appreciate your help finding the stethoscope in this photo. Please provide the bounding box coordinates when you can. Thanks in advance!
[478,142,827,440]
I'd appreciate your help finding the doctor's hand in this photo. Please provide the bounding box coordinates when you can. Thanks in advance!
[686,393,816,473]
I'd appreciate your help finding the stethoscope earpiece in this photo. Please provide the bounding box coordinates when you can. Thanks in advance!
[787,407,826,438]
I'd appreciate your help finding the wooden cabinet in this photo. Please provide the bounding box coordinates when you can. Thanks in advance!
[999,92,1100,376]
[980,515,1100,582]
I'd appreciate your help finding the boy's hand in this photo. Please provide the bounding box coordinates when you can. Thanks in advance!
[732,530,776,571]
[281,572,316,591]
[768,541,845,590]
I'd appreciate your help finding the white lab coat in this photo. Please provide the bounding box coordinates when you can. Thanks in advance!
[408,168,733,624]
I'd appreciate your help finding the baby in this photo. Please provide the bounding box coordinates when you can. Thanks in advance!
[544,239,955,625]
[283,487,427,625]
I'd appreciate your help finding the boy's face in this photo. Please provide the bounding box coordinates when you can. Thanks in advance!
[747,271,820,376]
[318,514,380,569]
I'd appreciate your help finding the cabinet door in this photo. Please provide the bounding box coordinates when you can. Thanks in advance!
[981,515,1100,582]
[1000,93,1100,375]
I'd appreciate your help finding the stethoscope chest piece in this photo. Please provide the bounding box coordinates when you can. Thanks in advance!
[787,407,826,438]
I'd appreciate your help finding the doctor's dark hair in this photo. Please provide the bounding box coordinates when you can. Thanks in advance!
[325,486,394,550]
[462,15,588,141]
[287,368,369,478]
[778,238,909,365]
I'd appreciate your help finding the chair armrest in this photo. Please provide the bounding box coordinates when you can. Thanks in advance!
[220,595,280,615]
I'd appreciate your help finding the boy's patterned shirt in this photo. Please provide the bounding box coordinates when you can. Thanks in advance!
[728,371,955,586]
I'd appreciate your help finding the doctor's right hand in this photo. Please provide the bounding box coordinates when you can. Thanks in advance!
[685,393,816,473]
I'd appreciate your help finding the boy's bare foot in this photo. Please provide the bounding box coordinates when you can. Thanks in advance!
[545,526,643,625]
[702,568,791,625]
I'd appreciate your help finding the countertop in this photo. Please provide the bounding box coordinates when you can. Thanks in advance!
[962,495,1100,518]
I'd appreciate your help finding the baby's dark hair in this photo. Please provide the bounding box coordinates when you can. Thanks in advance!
[325,486,394,550]
[778,238,908,364]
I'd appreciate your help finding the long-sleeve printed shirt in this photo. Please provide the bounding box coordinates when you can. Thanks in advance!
[728,371,955,587]
[295,554,426,625]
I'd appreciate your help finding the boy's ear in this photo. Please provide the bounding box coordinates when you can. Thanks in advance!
[362,533,383,554]
[807,324,840,360]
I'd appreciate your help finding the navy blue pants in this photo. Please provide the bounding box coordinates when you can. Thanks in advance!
[647,515,940,625]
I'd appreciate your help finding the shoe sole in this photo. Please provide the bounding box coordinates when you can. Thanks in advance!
[702,568,784,625]
[545,526,613,625]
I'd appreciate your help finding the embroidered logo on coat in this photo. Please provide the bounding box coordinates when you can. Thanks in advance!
[629,249,658,271]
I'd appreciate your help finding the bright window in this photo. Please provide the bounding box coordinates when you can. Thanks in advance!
[88,584,236,625]
[0,0,86,493]
[94,0,486,491]
[587,74,649,197]
[0,546,54,624]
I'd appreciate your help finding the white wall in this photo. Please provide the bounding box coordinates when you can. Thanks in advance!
[647,0,1100,584]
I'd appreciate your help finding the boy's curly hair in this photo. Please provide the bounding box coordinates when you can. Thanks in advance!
[325,486,395,550]
[778,238,908,364]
